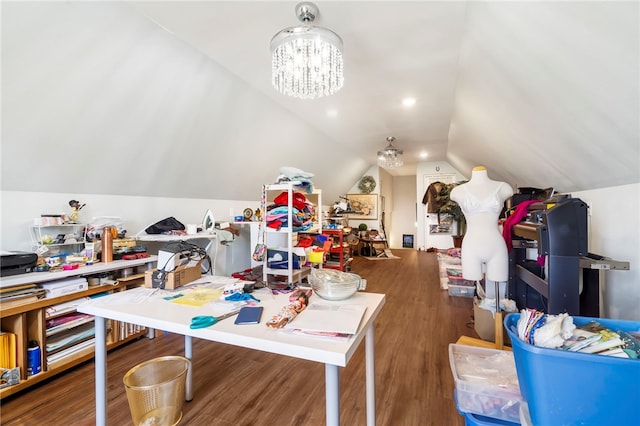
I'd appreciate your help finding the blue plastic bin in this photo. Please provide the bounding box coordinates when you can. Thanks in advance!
[463,412,520,426]
[504,313,640,426]
[455,391,521,425]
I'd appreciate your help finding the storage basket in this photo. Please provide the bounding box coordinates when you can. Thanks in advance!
[123,356,190,426]
[504,313,640,426]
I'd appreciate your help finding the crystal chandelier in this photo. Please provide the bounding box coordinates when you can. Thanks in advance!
[271,2,344,100]
[377,136,404,169]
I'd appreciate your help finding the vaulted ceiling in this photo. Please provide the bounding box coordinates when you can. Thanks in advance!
[2,1,638,204]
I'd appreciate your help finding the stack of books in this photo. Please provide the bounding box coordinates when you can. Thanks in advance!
[561,321,640,358]
[0,331,17,368]
[0,331,19,389]
[1,284,46,309]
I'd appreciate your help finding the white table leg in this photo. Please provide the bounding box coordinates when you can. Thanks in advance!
[325,363,340,426]
[366,324,376,426]
[94,316,107,426]
[184,335,193,401]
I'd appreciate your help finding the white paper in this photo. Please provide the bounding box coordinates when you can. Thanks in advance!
[81,287,155,305]
[286,302,367,335]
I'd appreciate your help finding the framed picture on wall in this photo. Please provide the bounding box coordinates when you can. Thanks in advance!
[429,224,452,234]
[347,194,378,219]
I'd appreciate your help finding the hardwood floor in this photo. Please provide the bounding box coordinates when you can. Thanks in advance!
[1,250,479,425]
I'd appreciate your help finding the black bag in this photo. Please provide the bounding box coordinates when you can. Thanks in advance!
[145,217,185,234]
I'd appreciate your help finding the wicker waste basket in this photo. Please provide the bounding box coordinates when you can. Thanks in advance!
[123,356,190,426]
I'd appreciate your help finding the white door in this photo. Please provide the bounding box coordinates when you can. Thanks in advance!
[422,174,455,250]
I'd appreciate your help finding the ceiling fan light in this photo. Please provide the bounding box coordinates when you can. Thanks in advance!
[377,136,404,169]
[271,2,344,100]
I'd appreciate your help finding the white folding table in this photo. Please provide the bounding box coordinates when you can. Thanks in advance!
[78,289,385,426]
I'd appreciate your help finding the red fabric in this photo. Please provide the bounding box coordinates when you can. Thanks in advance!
[297,237,314,248]
[267,219,283,230]
[502,200,539,251]
[273,191,308,211]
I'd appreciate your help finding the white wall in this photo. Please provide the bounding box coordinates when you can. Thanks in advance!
[571,184,640,321]
[0,190,258,276]
[391,176,417,249]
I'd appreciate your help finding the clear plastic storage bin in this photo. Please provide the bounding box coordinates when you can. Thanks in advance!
[449,344,523,423]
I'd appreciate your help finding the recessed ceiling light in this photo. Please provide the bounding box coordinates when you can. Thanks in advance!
[402,97,416,107]
[419,151,429,159]
[326,109,338,117]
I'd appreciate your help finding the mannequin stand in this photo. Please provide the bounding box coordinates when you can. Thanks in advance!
[456,281,506,350]
[494,281,504,349]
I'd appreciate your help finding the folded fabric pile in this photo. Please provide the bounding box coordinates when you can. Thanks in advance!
[276,166,314,193]
[266,191,316,231]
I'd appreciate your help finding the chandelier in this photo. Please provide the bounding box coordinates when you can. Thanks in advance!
[377,136,404,169]
[271,2,344,100]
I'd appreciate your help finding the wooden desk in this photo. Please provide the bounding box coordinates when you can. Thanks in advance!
[359,238,388,257]
[79,288,385,426]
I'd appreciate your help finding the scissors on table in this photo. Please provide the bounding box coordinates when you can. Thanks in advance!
[190,310,241,329]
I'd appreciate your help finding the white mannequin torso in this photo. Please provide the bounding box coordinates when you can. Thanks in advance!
[450,168,513,281]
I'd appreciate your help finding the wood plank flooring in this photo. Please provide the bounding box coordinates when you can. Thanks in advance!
[1,250,479,426]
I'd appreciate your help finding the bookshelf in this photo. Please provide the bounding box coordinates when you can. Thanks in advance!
[0,257,156,399]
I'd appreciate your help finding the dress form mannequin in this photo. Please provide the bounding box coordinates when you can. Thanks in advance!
[450,166,514,282]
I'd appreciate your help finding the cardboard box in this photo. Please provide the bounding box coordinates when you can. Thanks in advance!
[144,261,202,290]
[473,297,513,344]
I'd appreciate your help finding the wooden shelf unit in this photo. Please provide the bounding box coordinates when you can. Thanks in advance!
[0,257,156,399]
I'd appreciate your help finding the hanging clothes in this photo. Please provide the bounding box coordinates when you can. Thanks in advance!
[422,182,445,213]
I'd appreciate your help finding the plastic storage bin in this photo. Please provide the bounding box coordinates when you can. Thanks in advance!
[455,390,521,426]
[449,344,523,423]
[463,411,520,426]
[448,281,475,298]
[123,356,191,426]
[504,313,640,426]
[437,252,461,290]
